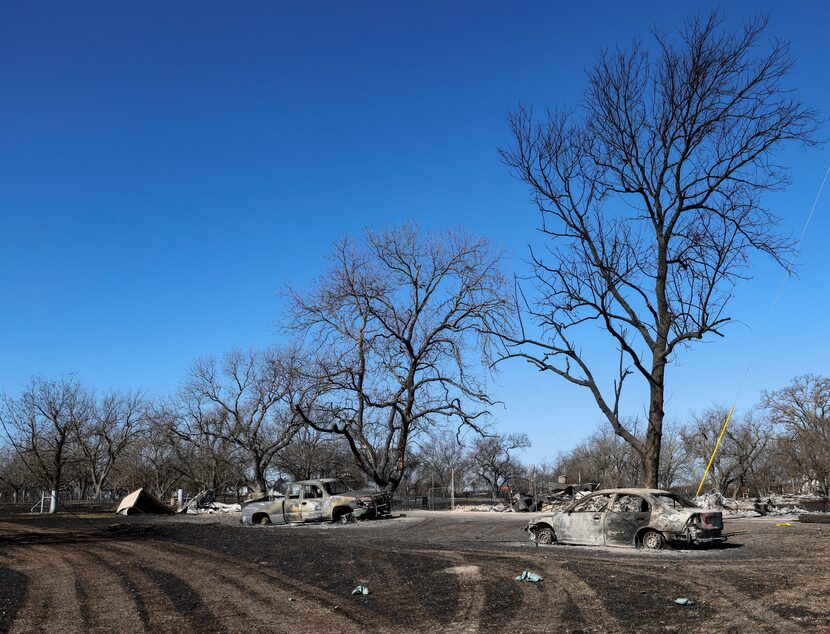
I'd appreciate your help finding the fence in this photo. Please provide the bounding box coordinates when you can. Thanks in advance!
[393,489,510,511]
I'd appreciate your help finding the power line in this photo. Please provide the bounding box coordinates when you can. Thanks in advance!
[696,163,830,496]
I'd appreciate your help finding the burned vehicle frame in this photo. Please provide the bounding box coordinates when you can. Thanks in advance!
[241,478,391,525]
[526,488,726,550]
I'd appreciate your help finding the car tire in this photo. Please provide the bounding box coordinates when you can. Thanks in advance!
[258,515,271,525]
[535,527,556,545]
[640,529,664,550]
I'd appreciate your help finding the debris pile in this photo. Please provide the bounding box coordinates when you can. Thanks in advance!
[452,503,512,513]
[693,492,829,517]
[180,490,242,514]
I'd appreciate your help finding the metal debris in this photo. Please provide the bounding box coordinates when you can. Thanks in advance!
[515,571,543,582]
[351,585,370,595]
[674,598,695,606]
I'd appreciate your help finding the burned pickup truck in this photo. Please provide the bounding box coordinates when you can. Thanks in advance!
[526,488,726,550]
[241,478,391,525]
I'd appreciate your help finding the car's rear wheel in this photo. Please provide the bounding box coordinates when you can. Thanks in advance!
[258,515,271,525]
[535,527,555,545]
[640,529,664,550]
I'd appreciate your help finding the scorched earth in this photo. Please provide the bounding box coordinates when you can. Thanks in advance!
[0,509,827,633]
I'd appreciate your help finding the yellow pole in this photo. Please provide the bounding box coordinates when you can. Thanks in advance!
[695,405,735,497]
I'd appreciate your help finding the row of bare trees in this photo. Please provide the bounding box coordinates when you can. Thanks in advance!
[538,375,830,496]
[1,227,515,509]
[2,370,828,505]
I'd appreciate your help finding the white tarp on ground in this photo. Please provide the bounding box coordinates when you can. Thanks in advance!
[116,488,174,515]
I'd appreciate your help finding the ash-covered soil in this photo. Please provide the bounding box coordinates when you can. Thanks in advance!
[0,509,827,633]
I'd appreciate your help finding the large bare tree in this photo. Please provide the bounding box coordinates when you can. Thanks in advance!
[74,389,147,501]
[182,347,304,493]
[762,375,830,494]
[499,14,819,486]
[468,432,530,499]
[0,376,91,512]
[289,225,511,494]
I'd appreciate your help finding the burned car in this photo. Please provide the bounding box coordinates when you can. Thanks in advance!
[241,478,391,525]
[526,488,726,550]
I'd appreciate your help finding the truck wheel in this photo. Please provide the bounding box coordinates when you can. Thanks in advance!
[258,515,271,525]
[640,529,664,550]
[535,527,555,545]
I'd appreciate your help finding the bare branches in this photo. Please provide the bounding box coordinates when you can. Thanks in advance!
[500,13,820,486]
[287,224,512,493]
[180,346,306,492]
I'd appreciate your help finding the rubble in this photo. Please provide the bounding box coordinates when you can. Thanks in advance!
[515,571,543,582]
[693,492,830,517]
[180,490,242,514]
[451,503,512,512]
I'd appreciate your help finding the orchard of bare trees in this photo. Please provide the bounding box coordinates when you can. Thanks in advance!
[2,367,828,507]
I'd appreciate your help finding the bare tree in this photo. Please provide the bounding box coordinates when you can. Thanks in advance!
[412,430,469,491]
[554,424,642,488]
[289,225,511,494]
[273,427,354,482]
[499,13,820,486]
[182,347,303,493]
[117,410,184,501]
[0,447,32,503]
[0,376,91,512]
[74,389,147,501]
[681,406,773,495]
[762,375,830,494]
[468,432,530,499]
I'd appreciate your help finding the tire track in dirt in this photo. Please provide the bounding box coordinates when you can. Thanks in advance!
[51,547,147,632]
[430,551,488,633]
[674,561,812,633]
[0,565,26,633]
[102,539,371,632]
[84,549,193,633]
[8,545,87,634]
[399,546,622,633]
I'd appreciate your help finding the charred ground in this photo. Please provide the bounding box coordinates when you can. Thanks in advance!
[0,509,827,633]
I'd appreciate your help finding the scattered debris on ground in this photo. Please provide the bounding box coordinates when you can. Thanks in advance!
[693,492,829,518]
[351,585,370,595]
[451,503,512,512]
[515,571,543,582]
[178,490,242,514]
[674,598,695,606]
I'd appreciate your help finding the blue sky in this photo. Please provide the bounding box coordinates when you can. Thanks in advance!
[1,1,828,463]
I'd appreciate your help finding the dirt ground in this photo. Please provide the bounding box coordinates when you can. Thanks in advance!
[1,508,828,633]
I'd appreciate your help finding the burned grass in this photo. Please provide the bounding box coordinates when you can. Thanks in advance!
[0,511,827,632]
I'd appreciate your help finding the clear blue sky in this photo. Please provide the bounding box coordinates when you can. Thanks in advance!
[2,1,828,463]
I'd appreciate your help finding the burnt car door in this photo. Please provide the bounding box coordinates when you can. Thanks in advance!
[555,493,613,545]
[604,494,651,547]
[283,483,304,522]
[300,483,325,522]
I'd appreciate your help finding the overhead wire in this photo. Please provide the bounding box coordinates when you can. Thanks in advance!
[695,163,830,496]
